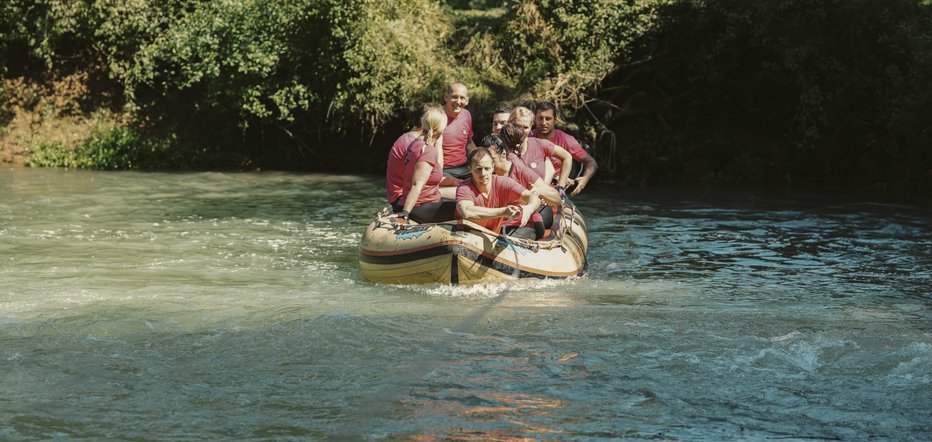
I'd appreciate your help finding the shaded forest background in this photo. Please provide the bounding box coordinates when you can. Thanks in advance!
[1,0,930,190]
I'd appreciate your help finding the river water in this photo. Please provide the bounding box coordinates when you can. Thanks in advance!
[1,168,929,440]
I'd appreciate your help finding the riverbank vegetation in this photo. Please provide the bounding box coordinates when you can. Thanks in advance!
[2,0,930,189]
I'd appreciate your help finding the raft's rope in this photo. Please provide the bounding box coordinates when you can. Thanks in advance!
[559,187,575,235]
[376,206,393,228]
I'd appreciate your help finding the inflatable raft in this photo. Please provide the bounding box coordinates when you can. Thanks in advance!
[358,201,588,285]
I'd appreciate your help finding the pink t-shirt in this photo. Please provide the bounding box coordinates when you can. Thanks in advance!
[510,138,556,181]
[506,160,541,190]
[455,175,529,231]
[400,138,442,207]
[506,162,544,225]
[530,128,585,178]
[386,131,418,203]
[442,109,473,168]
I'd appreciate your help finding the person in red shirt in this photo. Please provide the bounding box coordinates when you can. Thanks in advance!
[531,101,598,196]
[397,105,457,223]
[488,129,563,231]
[506,107,573,188]
[385,120,421,208]
[455,148,542,240]
[440,83,477,181]
[490,107,511,135]
[479,134,559,202]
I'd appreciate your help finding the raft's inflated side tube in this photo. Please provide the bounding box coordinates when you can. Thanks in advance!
[359,203,588,285]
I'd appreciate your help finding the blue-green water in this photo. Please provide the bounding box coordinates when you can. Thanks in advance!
[1,168,930,440]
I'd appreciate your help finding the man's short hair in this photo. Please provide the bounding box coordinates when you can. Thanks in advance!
[445,82,468,96]
[534,100,558,117]
[468,148,493,168]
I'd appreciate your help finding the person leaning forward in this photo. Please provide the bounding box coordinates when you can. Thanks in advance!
[506,106,573,188]
[479,133,562,239]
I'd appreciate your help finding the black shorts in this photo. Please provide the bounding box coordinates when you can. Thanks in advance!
[443,164,471,180]
[408,199,457,224]
[538,204,554,229]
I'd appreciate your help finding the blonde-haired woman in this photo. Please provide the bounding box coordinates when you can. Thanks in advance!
[507,106,573,188]
[396,105,458,223]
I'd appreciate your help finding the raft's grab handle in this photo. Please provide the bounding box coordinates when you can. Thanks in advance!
[557,187,577,235]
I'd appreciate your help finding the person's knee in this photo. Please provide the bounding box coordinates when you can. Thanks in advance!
[533,221,545,240]
[539,205,554,229]
[411,201,456,223]
[505,226,536,240]
[443,165,471,180]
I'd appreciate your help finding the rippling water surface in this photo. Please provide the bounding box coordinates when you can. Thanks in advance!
[1,168,929,440]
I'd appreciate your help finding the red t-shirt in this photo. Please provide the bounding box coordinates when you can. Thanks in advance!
[442,109,473,168]
[400,138,442,207]
[455,175,529,231]
[510,138,556,181]
[506,162,544,225]
[506,160,540,190]
[386,131,418,203]
[530,128,586,178]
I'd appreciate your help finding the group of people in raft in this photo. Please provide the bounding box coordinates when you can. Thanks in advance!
[385,82,598,240]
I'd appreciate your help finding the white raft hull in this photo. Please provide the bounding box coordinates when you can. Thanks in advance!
[359,202,588,285]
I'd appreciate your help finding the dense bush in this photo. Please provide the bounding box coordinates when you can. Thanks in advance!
[27,125,169,169]
[2,0,930,188]
[502,0,637,99]
[112,1,448,125]
[444,0,641,139]
[26,123,251,170]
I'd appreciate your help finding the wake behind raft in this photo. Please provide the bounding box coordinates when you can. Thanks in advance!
[358,199,588,285]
